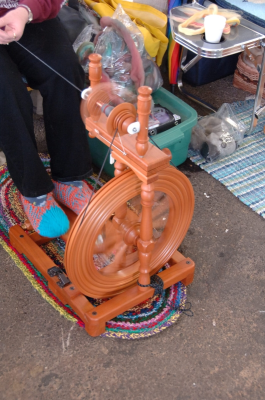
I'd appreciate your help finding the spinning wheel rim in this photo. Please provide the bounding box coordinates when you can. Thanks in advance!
[64,166,194,298]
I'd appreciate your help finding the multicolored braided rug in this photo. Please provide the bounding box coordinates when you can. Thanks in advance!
[189,100,265,219]
[0,154,188,339]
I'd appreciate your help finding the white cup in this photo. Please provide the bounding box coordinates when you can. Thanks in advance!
[204,14,226,43]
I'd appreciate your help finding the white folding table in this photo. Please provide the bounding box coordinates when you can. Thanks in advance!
[170,1,265,132]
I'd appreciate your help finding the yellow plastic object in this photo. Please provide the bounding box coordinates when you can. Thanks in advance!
[84,0,168,66]
[176,4,240,36]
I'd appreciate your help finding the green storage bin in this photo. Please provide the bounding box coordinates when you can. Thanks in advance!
[88,87,197,177]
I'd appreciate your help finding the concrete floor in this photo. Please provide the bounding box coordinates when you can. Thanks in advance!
[1,73,265,400]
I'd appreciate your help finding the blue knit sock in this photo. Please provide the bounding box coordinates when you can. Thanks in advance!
[24,194,47,206]
[58,180,83,189]
[21,193,70,238]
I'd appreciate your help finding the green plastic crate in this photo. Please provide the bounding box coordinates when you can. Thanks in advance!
[88,87,197,177]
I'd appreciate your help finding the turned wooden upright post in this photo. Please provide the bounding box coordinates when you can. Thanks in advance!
[88,53,102,88]
[136,86,152,157]
[137,182,155,288]
[135,86,154,288]
[112,162,128,229]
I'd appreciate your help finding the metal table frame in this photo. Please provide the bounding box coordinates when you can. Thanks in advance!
[170,0,265,133]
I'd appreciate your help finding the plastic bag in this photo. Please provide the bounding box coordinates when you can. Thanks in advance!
[84,0,168,66]
[94,4,163,100]
[73,25,99,74]
[110,3,145,55]
[71,3,101,74]
[190,103,246,162]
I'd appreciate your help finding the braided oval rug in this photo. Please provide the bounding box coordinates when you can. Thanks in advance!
[0,154,188,339]
[189,100,265,219]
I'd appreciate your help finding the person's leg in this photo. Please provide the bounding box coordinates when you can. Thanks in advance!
[7,18,93,217]
[7,18,93,183]
[0,45,69,237]
[0,46,54,197]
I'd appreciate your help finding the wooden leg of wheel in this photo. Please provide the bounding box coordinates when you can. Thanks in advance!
[84,317,107,337]
[181,270,195,286]
[138,182,155,288]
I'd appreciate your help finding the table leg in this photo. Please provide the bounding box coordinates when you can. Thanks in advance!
[248,41,265,134]
[174,47,217,112]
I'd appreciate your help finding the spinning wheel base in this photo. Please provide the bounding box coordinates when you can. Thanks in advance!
[9,224,194,337]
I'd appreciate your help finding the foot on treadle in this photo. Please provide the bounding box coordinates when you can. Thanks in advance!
[20,192,70,238]
[53,180,93,215]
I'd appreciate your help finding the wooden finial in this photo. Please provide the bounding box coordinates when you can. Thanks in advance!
[136,86,152,157]
[88,54,102,88]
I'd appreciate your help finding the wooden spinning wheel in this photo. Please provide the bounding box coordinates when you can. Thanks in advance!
[9,54,195,337]
[65,166,194,299]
